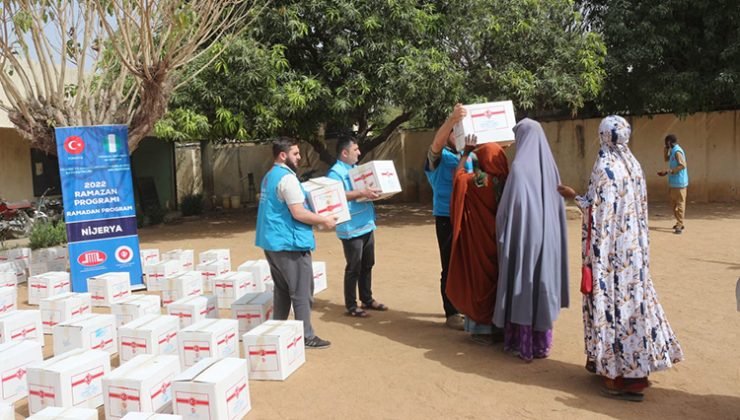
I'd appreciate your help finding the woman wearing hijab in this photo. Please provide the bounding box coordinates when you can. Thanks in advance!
[493,118,569,362]
[558,115,683,401]
[446,135,510,344]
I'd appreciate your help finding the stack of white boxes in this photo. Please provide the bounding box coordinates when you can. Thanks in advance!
[39,292,92,334]
[145,260,182,292]
[0,309,43,346]
[231,292,273,337]
[312,261,328,294]
[199,249,230,268]
[111,295,162,327]
[102,354,181,419]
[195,260,230,294]
[87,272,131,307]
[212,271,252,309]
[0,263,17,288]
[28,272,71,305]
[52,313,117,356]
[162,249,195,272]
[118,314,180,363]
[0,340,43,404]
[26,348,111,414]
[0,285,16,316]
[30,246,68,276]
[122,413,183,419]
[171,357,250,419]
[349,160,403,201]
[161,271,204,306]
[167,295,218,328]
[27,406,98,419]
[140,249,161,268]
[177,319,239,368]
[243,320,305,381]
[0,248,31,283]
[237,259,272,293]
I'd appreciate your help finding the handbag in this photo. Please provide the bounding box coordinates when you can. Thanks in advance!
[580,207,593,295]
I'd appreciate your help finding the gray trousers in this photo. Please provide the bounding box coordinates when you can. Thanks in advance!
[264,250,315,339]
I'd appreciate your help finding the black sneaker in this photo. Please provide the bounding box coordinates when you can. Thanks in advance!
[305,336,331,349]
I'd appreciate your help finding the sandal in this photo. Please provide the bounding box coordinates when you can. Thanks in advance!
[361,300,388,311]
[600,386,644,402]
[346,307,370,318]
[585,360,597,374]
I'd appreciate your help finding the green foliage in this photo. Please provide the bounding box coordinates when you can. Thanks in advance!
[162,0,606,159]
[29,221,67,250]
[180,193,204,216]
[146,204,167,226]
[580,0,740,114]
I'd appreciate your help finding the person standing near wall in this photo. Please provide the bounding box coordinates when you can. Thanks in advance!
[425,103,472,330]
[327,135,388,318]
[657,134,689,234]
[256,137,337,349]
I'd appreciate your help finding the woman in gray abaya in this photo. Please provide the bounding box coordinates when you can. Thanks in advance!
[493,118,569,362]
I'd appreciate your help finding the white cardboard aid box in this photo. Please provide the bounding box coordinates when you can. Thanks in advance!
[349,160,402,201]
[196,260,230,294]
[0,339,43,403]
[231,292,273,337]
[0,248,31,283]
[52,313,117,356]
[118,314,180,363]
[161,249,195,272]
[161,271,204,306]
[212,271,252,309]
[237,259,271,293]
[302,177,351,224]
[87,272,132,307]
[140,249,161,268]
[167,295,218,329]
[0,402,11,420]
[27,406,98,419]
[30,247,68,276]
[453,100,516,150]
[243,320,305,381]
[28,272,71,305]
[40,292,92,334]
[171,357,250,419]
[177,319,239,369]
[26,348,111,414]
[0,309,43,346]
[145,261,182,292]
[102,354,181,419]
[111,295,162,327]
[0,263,17,288]
[122,413,183,419]
[198,249,231,267]
[0,286,16,316]
[312,261,327,295]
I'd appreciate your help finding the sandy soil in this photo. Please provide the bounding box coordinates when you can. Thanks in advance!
[10,202,740,419]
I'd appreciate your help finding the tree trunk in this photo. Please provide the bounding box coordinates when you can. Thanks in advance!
[304,137,335,166]
[357,111,412,161]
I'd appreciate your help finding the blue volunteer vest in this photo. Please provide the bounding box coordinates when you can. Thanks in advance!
[668,145,689,188]
[425,147,472,217]
[255,164,315,251]
[327,160,376,240]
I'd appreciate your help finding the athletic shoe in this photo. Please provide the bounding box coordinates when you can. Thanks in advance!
[445,314,465,331]
[305,336,331,349]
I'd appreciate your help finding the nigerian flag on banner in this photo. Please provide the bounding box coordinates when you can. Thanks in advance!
[105,133,123,153]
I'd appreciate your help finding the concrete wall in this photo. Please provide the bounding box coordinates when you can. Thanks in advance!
[204,110,740,204]
[0,128,33,201]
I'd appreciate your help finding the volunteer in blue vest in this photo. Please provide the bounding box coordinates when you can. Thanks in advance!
[327,135,389,317]
[256,137,337,349]
[425,103,472,330]
[657,134,689,234]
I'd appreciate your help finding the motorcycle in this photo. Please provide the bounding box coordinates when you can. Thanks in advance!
[0,187,58,239]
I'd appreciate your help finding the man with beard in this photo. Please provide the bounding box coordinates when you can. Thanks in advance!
[425,103,472,330]
[256,137,337,349]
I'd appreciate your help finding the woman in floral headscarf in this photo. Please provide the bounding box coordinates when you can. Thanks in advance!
[558,115,683,401]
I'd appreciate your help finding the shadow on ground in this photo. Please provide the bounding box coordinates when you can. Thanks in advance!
[313,299,740,419]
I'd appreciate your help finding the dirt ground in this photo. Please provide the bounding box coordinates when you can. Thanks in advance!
[10,202,740,419]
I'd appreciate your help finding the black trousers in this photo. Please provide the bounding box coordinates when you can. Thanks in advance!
[435,216,458,317]
[341,231,375,310]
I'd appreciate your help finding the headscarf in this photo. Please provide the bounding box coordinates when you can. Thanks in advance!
[493,118,569,331]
